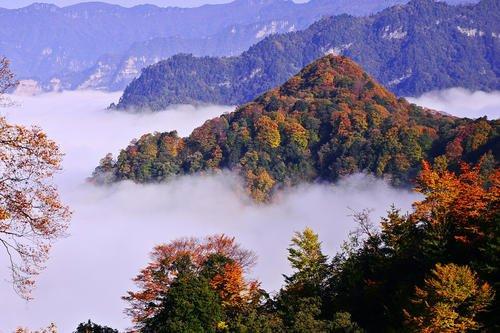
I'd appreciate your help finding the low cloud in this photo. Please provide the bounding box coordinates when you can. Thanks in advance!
[407,88,500,119]
[0,91,420,332]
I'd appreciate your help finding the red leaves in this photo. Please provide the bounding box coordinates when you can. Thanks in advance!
[124,234,256,326]
[414,161,498,244]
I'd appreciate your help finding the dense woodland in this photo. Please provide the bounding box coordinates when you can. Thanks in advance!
[0,1,498,332]
[0,0,414,90]
[83,161,500,332]
[96,55,499,202]
[115,0,499,110]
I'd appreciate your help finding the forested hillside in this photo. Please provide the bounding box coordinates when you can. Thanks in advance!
[117,162,499,332]
[0,0,417,91]
[115,0,499,111]
[94,55,499,202]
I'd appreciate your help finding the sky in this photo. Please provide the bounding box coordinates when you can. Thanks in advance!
[0,87,497,331]
[0,0,308,9]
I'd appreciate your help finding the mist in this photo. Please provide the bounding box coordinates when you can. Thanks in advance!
[407,88,500,119]
[1,88,493,331]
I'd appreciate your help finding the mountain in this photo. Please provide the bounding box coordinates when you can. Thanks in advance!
[0,0,426,91]
[94,55,499,202]
[114,0,498,111]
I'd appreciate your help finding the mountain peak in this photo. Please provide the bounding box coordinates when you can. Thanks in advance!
[23,2,59,11]
[233,0,288,5]
[267,54,398,107]
[95,54,498,202]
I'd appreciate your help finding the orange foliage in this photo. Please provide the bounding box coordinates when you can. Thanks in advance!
[245,169,276,202]
[414,161,499,244]
[256,115,280,148]
[285,121,309,149]
[0,116,71,299]
[406,263,494,332]
[123,235,256,326]
[160,134,184,158]
[210,261,261,311]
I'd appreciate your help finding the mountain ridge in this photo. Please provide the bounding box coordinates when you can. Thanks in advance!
[114,0,498,111]
[94,54,499,201]
[0,0,476,92]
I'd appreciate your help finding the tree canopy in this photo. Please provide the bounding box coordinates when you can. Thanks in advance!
[0,57,71,299]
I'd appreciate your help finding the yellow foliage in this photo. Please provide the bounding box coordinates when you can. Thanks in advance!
[245,169,275,202]
[256,115,281,148]
[405,263,494,332]
[285,121,309,149]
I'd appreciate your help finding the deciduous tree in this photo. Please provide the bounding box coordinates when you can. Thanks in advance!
[405,263,494,332]
[124,234,257,329]
[0,58,71,299]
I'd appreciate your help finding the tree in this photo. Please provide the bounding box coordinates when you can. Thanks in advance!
[330,312,364,333]
[209,260,261,313]
[413,161,499,246]
[124,234,257,329]
[15,323,58,333]
[0,57,71,299]
[255,115,280,149]
[142,255,224,333]
[0,57,17,95]
[285,227,328,287]
[405,263,494,332]
[278,228,330,331]
[74,320,118,333]
[323,162,498,331]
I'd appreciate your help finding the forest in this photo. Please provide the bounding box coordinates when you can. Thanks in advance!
[0,7,497,328]
[114,0,500,111]
[70,160,500,332]
[95,55,499,202]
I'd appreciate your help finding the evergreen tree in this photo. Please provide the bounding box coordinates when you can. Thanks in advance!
[142,255,224,333]
[285,227,329,287]
[74,320,118,333]
[277,227,330,331]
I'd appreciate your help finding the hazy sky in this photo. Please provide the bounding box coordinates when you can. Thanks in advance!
[0,0,308,9]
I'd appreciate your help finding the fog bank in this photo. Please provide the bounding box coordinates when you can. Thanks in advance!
[408,88,500,119]
[2,87,492,331]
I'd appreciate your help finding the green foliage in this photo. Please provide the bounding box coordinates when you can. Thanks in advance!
[322,164,500,331]
[74,320,118,333]
[95,55,499,202]
[330,312,364,333]
[126,163,498,332]
[142,256,224,333]
[286,227,328,287]
[115,0,499,111]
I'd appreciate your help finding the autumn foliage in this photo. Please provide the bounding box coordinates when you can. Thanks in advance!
[406,263,494,332]
[0,58,71,299]
[121,161,498,332]
[123,235,259,329]
[414,161,499,245]
[94,55,498,202]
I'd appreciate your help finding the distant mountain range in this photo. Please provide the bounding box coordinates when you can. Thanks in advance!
[1,0,445,92]
[114,0,499,111]
[94,54,499,201]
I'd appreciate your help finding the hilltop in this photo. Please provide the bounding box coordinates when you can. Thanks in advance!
[94,55,499,201]
[114,0,498,110]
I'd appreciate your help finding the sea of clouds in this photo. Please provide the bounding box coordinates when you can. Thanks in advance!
[0,88,497,332]
[407,87,500,119]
